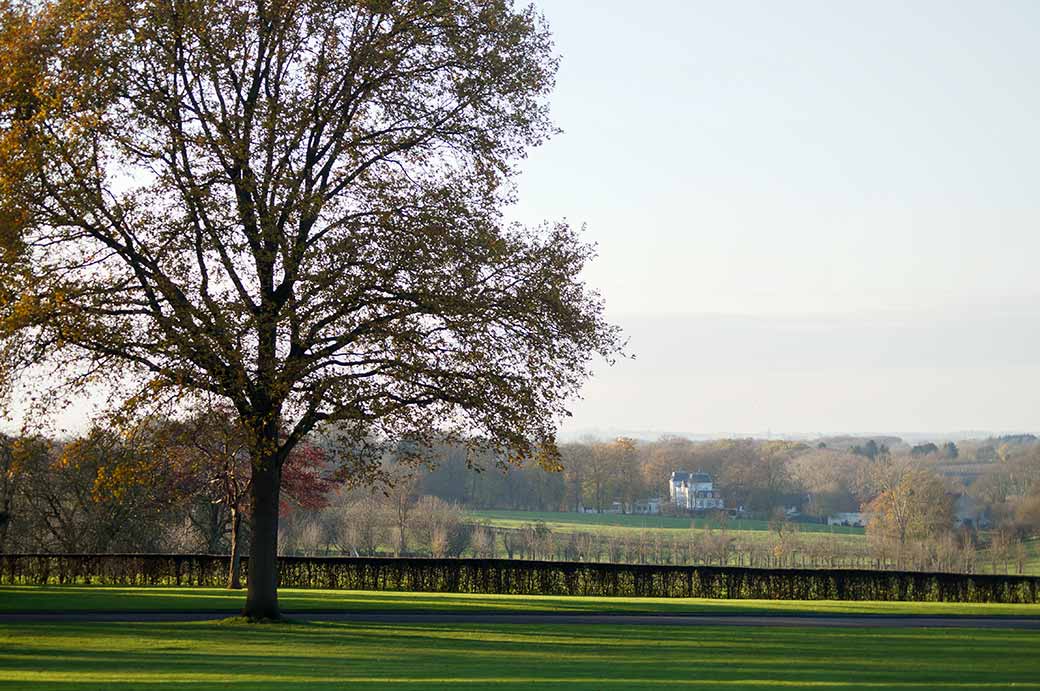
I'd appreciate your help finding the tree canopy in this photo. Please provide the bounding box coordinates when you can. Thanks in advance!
[0,0,620,617]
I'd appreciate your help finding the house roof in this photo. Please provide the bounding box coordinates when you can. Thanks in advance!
[671,471,712,484]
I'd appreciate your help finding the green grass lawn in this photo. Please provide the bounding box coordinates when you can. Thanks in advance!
[3,585,1039,617]
[1027,538,1040,572]
[975,535,1040,576]
[1012,536,1040,573]
[468,511,1040,576]
[468,509,866,536]
[1,619,1038,690]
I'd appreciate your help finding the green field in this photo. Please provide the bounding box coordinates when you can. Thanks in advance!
[1,619,1038,689]
[1022,537,1040,572]
[469,511,1040,576]
[3,587,1038,689]
[3,586,1040,617]
[468,509,867,536]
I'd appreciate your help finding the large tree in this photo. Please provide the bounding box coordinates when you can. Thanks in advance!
[0,0,619,618]
[863,466,955,568]
[170,407,333,589]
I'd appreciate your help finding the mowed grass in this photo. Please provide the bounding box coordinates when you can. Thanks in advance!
[1,619,1039,690]
[468,509,866,537]
[1020,537,1040,573]
[3,585,1040,617]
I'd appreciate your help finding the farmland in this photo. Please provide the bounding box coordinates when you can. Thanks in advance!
[467,510,1040,576]
[467,509,866,536]
[464,508,875,569]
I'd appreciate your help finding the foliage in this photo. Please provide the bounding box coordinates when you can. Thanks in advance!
[0,0,620,616]
[283,487,472,558]
[910,442,939,458]
[4,427,189,553]
[414,440,566,511]
[787,448,862,517]
[851,439,890,461]
[0,419,335,568]
[864,460,957,569]
[0,0,618,467]
[3,553,1039,603]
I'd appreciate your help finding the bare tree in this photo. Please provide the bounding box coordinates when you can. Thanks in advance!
[0,435,16,554]
[385,470,419,556]
[411,496,470,557]
[469,524,494,559]
[338,495,385,557]
[864,459,955,569]
[501,529,521,560]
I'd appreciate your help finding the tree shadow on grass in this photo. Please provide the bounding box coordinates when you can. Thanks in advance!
[3,621,1039,690]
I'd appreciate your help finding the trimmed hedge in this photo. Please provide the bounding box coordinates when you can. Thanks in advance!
[2,553,1038,603]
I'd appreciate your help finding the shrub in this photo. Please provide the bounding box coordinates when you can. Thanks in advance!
[2,553,1037,603]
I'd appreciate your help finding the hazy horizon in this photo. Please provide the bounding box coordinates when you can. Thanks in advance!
[512,0,1040,438]
[6,1,1040,439]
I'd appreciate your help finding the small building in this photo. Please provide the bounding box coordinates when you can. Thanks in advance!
[669,471,724,511]
[632,498,662,515]
[827,512,867,527]
[954,493,989,529]
[779,493,811,519]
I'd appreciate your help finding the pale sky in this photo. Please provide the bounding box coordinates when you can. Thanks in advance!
[10,1,1040,439]
[510,0,1040,437]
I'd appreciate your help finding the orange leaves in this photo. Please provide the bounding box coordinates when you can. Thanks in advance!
[3,434,44,478]
[53,425,170,504]
[0,3,45,112]
[0,0,617,531]
[0,4,52,281]
[864,465,956,546]
[533,438,563,473]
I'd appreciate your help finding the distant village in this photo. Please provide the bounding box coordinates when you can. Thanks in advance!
[581,466,996,532]
[577,470,895,530]
[578,470,737,517]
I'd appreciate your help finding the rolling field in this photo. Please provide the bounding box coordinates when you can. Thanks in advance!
[2,619,1039,689]
[467,509,866,536]
[468,511,1040,576]
[467,509,869,560]
[3,586,1040,617]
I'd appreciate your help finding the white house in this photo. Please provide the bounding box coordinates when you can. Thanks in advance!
[669,471,724,511]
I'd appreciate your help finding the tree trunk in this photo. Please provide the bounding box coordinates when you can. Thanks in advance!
[207,503,224,553]
[0,495,11,555]
[0,515,9,555]
[243,460,281,619]
[227,507,243,590]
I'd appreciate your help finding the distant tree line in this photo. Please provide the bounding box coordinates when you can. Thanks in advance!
[416,437,860,519]
[4,425,1040,577]
[0,413,332,589]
